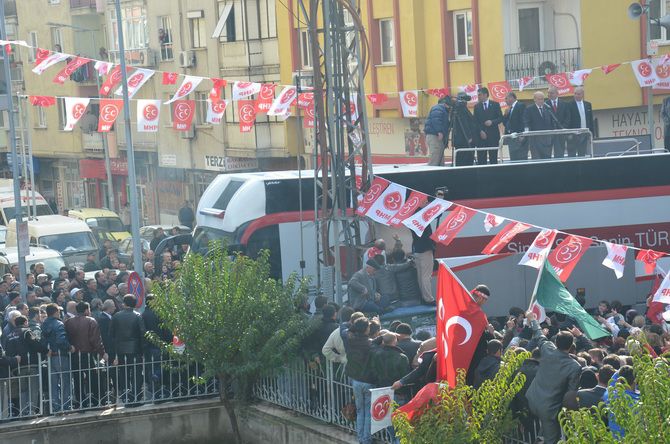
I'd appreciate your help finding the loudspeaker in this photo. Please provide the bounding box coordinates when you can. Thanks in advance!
[655,14,670,30]
[628,2,644,19]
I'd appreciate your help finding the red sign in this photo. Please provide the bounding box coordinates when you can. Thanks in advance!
[426,88,450,98]
[238,100,257,133]
[172,100,196,131]
[100,65,126,96]
[545,73,574,95]
[127,271,146,311]
[29,96,56,107]
[371,394,391,421]
[366,93,389,105]
[255,83,277,113]
[547,235,593,282]
[601,64,621,75]
[97,99,123,132]
[487,81,512,102]
[431,205,476,247]
[162,72,178,85]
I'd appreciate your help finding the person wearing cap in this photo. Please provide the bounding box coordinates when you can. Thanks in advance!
[347,259,389,313]
[70,287,85,304]
[395,323,421,363]
[466,284,496,386]
[424,96,451,166]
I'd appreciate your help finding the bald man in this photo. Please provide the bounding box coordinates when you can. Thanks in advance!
[523,91,555,159]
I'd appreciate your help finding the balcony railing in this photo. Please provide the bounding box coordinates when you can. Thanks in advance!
[70,0,97,8]
[504,47,581,89]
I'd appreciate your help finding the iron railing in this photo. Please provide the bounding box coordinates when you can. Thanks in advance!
[504,48,581,88]
[253,358,539,444]
[70,0,97,9]
[0,350,218,421]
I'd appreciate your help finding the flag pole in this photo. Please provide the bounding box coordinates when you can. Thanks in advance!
[527,258,546,312]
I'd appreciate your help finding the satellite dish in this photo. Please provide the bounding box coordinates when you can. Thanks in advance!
[628,2,644,19]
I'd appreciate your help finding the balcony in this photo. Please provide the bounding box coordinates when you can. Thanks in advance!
[504,47,581,89]
[70,0,96,8]
[82,132,104,153]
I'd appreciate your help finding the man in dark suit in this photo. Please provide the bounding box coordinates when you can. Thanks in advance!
[523,91,555,159]
[567,86,594,156]
[503,92,528,161]
[576,364,615,409]
[473,87,503,165]
[546,86,572,158]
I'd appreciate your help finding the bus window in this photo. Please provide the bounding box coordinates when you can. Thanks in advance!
[213,180,245,210]
[191,226,234,255]
[246,225,281,280]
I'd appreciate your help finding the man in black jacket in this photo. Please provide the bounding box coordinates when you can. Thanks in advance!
[369,333,410,401]
[567,86,595,156]
[474,87,503,165]
[449,94,479,166]
[523,91,555,159]
[142,294,172,399]
[576,364,615,409]
[546,86,572,158]
[473,339,502,388]
[424,97,451,166]
[503,92,528,161]
[109,294,146,405]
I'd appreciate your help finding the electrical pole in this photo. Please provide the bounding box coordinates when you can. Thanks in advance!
[0,0,27,298]
[114,0,144,295]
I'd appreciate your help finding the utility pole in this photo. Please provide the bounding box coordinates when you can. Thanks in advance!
[298,0,373,304]
[114,0,144,294]
[0,0,27,297]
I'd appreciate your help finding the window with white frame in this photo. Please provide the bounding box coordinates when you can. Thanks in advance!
[518,7,541,52]
[217,1,239,43]
[379,19,395,64]
[109,5,149,52]
[215,0,277,42]
[299,30,312,69]
[651,0,670,41]
[57,98,67,130]
[35,107,47,129]
[28,31,38,62]
[195,92,209,125]
[190,15,207,48]
[50,27,63,52]
[158,16,174,61]
[453,10,473,58]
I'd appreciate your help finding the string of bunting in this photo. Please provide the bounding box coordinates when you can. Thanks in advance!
[354,175,670,304]
[2,39,670,133]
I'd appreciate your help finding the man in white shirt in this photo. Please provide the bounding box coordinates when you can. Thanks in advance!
[567,87,594,156]
[546,86,571,158]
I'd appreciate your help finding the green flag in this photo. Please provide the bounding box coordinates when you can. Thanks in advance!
[534,260,610,340]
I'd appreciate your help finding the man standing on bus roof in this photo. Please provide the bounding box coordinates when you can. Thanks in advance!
[424,97,451,166]
[411,202,436,305]
[567,86,594,157]
[474,87,503,165]
[178,200,195,229]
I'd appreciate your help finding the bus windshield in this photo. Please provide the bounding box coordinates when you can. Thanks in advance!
[192,226,236,254]
[39,232,97,254]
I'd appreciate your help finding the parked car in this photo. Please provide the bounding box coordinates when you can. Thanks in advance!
[68,208,131,241]
[0,246,66,278]
[117,236,150,266]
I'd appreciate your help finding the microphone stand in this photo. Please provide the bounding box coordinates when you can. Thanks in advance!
[543,103,564,130]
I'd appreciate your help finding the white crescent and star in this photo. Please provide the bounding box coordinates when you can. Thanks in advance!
[441,315,473,357]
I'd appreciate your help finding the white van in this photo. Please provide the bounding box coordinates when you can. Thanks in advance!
[0,246,66,278]
[0,180,54,226]
[6,215,98,268]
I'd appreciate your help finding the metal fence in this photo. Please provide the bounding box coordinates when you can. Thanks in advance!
[504,47,581,88]
[253,359,539,444]
[0,350,218,422]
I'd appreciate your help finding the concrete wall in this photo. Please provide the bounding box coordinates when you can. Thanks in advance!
[0,400,356,444]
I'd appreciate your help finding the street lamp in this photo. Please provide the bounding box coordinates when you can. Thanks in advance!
[628,2,670,146]
[46,22,116,212]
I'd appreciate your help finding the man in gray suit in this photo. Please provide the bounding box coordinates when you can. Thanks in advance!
[525,312,581,444]
[347,260,388,313]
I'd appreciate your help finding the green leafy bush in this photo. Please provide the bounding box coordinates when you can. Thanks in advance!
[393,350,529,444]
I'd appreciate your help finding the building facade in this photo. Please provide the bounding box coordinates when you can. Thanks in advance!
[278,0,670,164]
[3,0,292,225]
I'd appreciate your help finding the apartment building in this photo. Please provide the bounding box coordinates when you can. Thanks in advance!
[278,0,669,164]
[3,0,289,224]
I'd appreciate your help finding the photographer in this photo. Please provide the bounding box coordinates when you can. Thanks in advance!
[448,93,479,166]
[424,97,451,166]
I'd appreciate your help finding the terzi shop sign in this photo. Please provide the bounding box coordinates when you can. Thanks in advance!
[203,156,258,172]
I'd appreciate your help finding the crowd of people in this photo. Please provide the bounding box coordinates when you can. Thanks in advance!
[312,243,669,444]
[424,85,595,166]
[0,241,184,417]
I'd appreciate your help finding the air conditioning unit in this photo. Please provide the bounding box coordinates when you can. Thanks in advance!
[179,50,196,68]
[180,126,195,139]
[135,48,156,68]
[291,71,314,88]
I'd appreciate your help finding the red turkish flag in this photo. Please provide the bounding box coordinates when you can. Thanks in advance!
[238,100,257,133]
[255,83,277,114]
[52,56,90,84]
[547,235,593,282]
[394,382,441,423]
[481,221,531,255]
[487,81,512,102]
[355,177,390,216]
[28,96,56,107]
[637,249,665,275]
[366,93,389,105]
[389,191,428,227]
[97,99,123,132]
[601,64,621,75]
[209,78,228,102]
[162,72,179,85]
[545,73,574,95]
[34,48,51,67]
[426,88,450,98]
[436,263,488,387]
[430,205,476,247]
[172,100,195,131]
[99,65,126,96]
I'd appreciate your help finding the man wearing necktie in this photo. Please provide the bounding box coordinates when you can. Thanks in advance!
[546,86,572,158]
[503,91,528,160]
[474,87,503,165]
[567,87,595,156]
[523,91,554,159]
